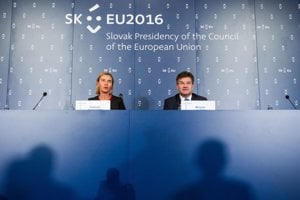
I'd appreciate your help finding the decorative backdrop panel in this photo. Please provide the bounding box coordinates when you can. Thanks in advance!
[256,0,300,110]
[6,0,73,110]
[195,1,259,109]
[0,0,12,109]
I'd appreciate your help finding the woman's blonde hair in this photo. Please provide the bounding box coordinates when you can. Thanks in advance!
[95,72,114,94]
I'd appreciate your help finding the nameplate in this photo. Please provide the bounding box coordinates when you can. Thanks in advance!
[181,100,216,110]
[75,100,110,110]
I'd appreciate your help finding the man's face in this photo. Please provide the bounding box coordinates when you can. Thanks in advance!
[176,77,194,97]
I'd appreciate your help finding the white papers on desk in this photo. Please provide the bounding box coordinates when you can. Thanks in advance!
[181,100,216,110]
[75,100,110,110]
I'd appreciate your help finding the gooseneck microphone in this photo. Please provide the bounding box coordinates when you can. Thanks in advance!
[33,92,47,110]
[285,95,297,110]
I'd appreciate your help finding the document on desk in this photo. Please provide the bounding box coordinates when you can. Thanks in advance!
[75,100,110,110]
[181,100,216,110]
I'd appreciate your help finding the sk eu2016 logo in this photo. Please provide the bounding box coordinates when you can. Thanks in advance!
[65,3,163,34]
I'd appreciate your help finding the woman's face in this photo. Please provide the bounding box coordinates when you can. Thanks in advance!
[97,74,113,94]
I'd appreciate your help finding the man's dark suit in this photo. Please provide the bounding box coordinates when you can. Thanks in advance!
[163,93,207,110]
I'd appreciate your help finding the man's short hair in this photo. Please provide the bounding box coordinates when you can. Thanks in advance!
[176,71,194,84]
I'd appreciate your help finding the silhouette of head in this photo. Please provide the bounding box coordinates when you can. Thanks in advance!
[196,139,227,178]
[27,145,55,178]
[106,168,120,187]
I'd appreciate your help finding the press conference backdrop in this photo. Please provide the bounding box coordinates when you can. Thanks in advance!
[0,0,299,110]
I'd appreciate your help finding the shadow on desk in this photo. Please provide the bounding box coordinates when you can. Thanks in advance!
[170,139,255,200]
[3,144,77,200]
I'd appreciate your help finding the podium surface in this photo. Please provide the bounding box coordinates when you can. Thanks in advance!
[0,110,299,200]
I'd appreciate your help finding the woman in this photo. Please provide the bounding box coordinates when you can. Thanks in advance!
[89,72,126,110]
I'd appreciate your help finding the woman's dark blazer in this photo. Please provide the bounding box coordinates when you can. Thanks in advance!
[88,95,126,110]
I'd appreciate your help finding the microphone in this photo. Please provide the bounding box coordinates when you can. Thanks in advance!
[33,92,47,110]
[285,95,297,110]
[119,93,123,98]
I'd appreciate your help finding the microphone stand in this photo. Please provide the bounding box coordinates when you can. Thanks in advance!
[33,92,47,110]
[285,95,297,110]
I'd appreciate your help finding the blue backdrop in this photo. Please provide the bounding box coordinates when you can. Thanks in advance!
[0,0,299,110]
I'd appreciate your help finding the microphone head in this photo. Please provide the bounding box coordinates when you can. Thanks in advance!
[285,95,289,99]
[43,92,47,97]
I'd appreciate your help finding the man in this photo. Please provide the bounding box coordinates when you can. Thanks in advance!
[163,71,207,110]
